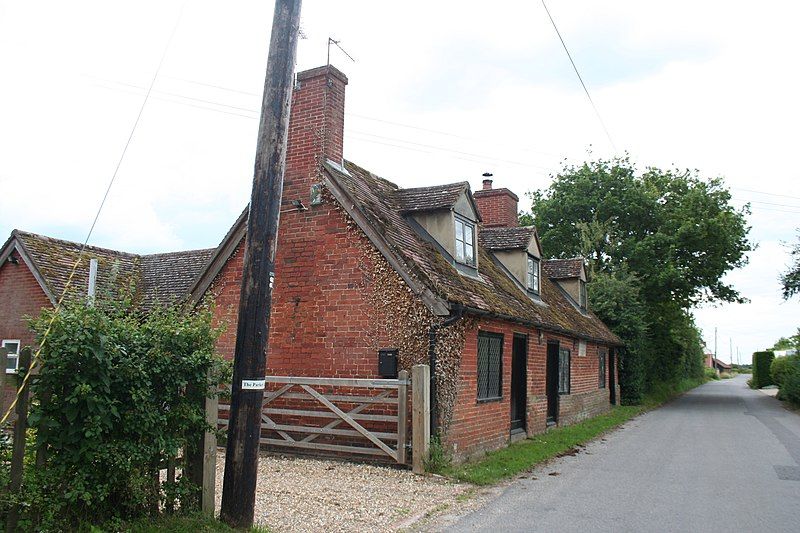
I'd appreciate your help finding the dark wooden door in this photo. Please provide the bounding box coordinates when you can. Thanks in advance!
[609,348,617,405]
[510,335,528,432]
[546,341,559,424]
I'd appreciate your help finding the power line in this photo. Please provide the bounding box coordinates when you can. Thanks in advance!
[90,75,800,206]
[0,4,185,425]
[96,74,561,157]
[347,129,553,171]
[731,186,800,201]
[541,0,618,153]
[732,197,800,210]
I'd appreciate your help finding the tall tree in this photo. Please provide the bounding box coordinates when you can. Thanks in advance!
[530,157,752,307]
[529,157,752,395]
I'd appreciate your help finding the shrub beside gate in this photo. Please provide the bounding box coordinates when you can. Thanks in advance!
[0,299,227,531]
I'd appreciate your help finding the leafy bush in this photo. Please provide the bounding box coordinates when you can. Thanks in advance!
[704,367,720,380]
[719,372,732,379]
[770,355,799,387]
[17,298,227,530]
[781,360,800,405]
[751,351,775,389]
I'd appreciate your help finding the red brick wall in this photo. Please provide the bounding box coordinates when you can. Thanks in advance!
[447,317,613,461]
[473,189,519,228]
[0,250,51,412]
[209,65,398,377]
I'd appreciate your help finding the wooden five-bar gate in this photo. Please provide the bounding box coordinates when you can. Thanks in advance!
[219,365,430,470]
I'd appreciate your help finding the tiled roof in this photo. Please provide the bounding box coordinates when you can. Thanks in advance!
[140,249,214,309]
[542,258,585,279]
[391,182,470,213]
[11,230,212,309]
[712,357,732,369]
[325,161,620,345]
[14,231,140,302]
[479,226,536,250]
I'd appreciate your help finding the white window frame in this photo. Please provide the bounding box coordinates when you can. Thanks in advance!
[454,216,476,267]
[527,254,540,294]
[578,340,587,357]
[2,339,20,374]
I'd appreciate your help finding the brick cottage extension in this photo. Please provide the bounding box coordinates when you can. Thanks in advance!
[0,230,212,412]
[190,65,622,462]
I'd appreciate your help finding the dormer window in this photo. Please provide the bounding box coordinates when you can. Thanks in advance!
[579,280,587,309]
[527,255,540,294]
[455,216,476,267]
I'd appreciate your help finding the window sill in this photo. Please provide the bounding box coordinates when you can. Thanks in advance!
[477,396,503,404]
[5,369,18,374]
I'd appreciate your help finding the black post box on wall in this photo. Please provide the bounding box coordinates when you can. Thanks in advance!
[378,348,398,379]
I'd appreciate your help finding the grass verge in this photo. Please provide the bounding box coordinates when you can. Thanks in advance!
[120,513,270,533]
[445,377,706,486]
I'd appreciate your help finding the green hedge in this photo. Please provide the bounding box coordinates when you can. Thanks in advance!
[771,355,798,387]
[781,360,800,405]
[751,351,775,389]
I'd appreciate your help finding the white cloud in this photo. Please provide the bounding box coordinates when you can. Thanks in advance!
[1,0,799,354]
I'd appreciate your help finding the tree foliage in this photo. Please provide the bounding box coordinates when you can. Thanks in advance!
[530,157,752,308]
[780,230,800,299]
[770,331,800,351]
[16,298,227,530]
[586,268,646,403]
[529,156,752,397]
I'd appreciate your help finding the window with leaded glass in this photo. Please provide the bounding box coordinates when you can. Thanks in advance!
[527,255,540,294]
[455,217,476,266]
[558,347,571,394]
[477,332,503,400]
[598,348,607,388]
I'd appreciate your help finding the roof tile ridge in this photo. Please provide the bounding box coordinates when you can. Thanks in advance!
[16,230,140,258]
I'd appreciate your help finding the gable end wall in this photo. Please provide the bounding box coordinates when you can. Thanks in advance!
[0,250,51,412]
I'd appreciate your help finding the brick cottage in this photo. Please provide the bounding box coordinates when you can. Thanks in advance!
[189,65,622,462]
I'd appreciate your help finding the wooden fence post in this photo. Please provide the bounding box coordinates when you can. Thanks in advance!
[0,348,7,416]
[186,373,219,515]
[397,370,408,465]
[411,364,430,475]
[201,390,218,516]
[7,347,32,533]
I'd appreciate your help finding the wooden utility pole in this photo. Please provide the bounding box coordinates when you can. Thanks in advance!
[219,0,302,528]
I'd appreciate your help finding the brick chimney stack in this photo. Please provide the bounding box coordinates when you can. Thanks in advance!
[283,65,348,205]
[473,177,520,228]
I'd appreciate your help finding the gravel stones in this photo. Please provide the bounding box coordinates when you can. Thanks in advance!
[214,452,468,532]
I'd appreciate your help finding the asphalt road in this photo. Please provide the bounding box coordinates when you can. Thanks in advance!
[447,375,800,532]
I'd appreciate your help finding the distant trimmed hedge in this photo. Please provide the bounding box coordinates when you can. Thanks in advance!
[751,351,775,389]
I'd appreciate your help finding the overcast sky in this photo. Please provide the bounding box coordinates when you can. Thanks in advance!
[1,1,799,362]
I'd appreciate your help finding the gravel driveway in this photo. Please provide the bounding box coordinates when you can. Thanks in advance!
[214,452,470,532]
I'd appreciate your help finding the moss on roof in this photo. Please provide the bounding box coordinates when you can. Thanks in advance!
[11,230,212,309]
[326,161,621,345]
